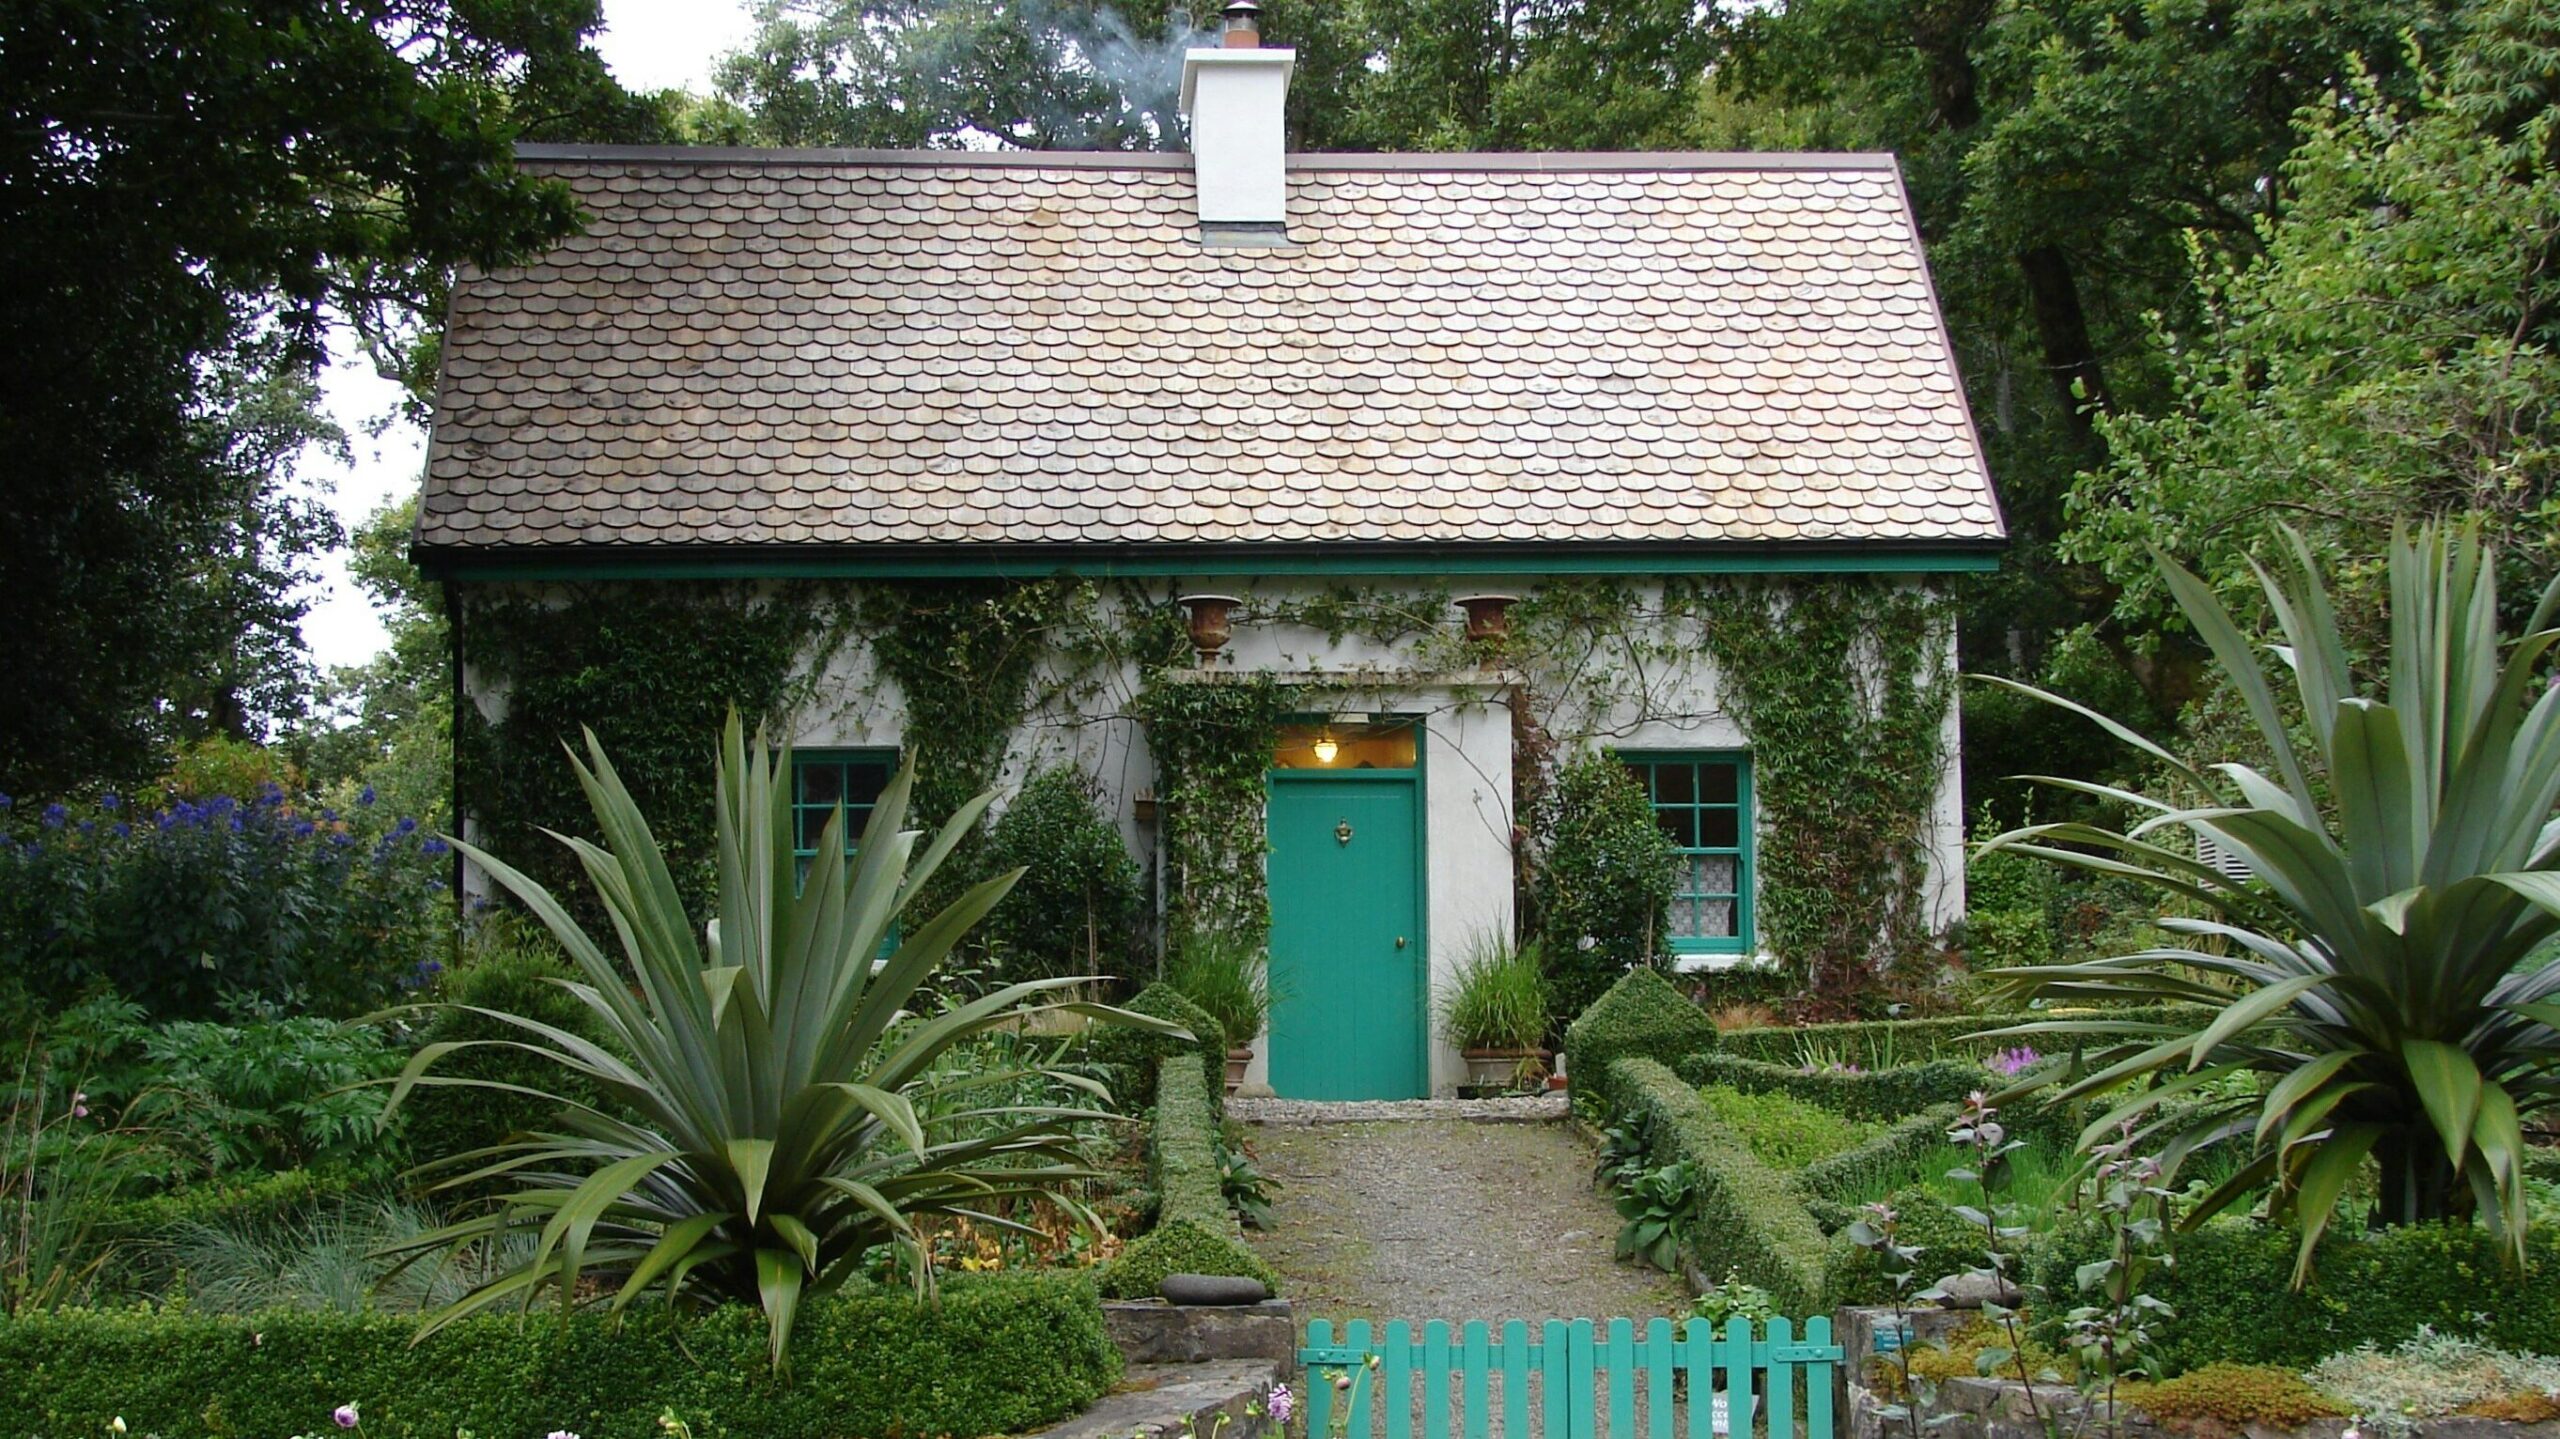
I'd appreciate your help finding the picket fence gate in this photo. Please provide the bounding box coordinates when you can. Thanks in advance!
[1296,1315,1843,1439]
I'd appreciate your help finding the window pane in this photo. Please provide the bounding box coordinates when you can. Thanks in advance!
[1702,763,1739,803]
[1697,897,1737,938]
[1702,808,1740,849]
[800,765,841,806]
[798,806,831,853]
[1697,854,1737,898]
[1656,808,1697,848]
[1655,763,1696,805]
[844,761,891,806]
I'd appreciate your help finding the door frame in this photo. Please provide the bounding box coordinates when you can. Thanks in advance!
[1265,720,1432,1100]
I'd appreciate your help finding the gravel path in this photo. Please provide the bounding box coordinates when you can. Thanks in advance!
[1238,1115,1687,1327]
[1237,1116,1700,1438]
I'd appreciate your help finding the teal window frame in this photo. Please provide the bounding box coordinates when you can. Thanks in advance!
[790,748,900,880]
[1619,751,1754,957]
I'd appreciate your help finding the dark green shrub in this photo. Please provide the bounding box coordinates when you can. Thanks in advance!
[1609,1058,1828,1313]
[1098,1217,1281,1299]
[1085,980,1224,1113]
[0,1272,1117,1438]
[1961,803,2059,970]
[1564,968,1717,1111]
[1677,1050,1988,1122]
[2029,1218,2560,1374]
[398,926,611,1177]
[983,765,1145,983]
[1537,753,1678,1025]
[1815,1185,2004,1308]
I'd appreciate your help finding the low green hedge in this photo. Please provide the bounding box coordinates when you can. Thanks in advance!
[1097,1056,1278,1300]
[1677,1050,1989,1121]
[2030,1218,2560,1373]
[0,1272,1118,1438]
[1713,1005,2212,1068]
[1814,1185,1999,1309]
[1609,1057,1827,1314]
[1566,969,1718,1111]
[1790,1103,1964,1204]
[1086,980,1225,1116]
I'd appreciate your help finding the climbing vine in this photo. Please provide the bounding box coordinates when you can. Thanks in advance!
[1129,670,1295,953]
[1690,579,1954,1003]
[456,583,833,927]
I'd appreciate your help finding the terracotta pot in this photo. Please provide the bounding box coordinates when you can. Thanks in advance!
[1459,1046,1548,1092]
[1224,1045,1253,1094]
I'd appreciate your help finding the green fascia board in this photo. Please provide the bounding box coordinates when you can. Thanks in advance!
[423,547,2002,583]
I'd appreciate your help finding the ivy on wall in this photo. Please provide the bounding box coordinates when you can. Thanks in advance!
[455,583,830,926]
[1691,578,1953,1003]
[1129,670,1295,954]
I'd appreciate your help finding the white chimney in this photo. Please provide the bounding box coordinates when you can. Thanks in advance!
[1179,2,1295,238]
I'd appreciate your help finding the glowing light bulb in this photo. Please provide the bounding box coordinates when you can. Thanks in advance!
[1311,729,1339,764]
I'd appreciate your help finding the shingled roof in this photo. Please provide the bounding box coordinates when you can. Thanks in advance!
[415,146,2004,564]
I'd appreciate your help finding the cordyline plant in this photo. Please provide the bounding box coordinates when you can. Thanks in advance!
[1978,523,2560,1280]
[379,714,1180,1367]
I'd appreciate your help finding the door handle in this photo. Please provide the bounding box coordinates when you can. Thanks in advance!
[1395,936,1408,949]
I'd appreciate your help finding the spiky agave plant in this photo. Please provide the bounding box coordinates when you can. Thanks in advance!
[1978,524,2560,1280]
[380,713,1178,1366]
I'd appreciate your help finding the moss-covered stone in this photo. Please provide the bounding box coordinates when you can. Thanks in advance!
[2119,1365,2349,1427]
[1565,968,1718,1111]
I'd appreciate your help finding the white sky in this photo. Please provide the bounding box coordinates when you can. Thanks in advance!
[298,0,758,674]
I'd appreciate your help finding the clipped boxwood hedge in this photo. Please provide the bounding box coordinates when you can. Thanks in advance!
[0,1272,1118,1439]
[1565,969,1718,1111]
[2030,1217,2560,1374]
[1677,1050,1989,1122]
[1712,1005,2211,1068]
[1789,1103,1964,1204]
[1098,1056,1278,1300]
[1812,1184,2004,1309]
[1087,980,1225,1116]
[1609,1057,1827,1314]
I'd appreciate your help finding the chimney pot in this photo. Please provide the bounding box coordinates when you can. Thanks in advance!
[1222,0,1262,47]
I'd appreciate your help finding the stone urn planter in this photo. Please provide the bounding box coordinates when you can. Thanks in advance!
[1225,1045,1253,1094]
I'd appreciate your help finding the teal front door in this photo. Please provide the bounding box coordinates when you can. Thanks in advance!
[1266,775,1424,1100]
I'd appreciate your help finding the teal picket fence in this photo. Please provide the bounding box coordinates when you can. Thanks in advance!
[1298,1316,1842,1439]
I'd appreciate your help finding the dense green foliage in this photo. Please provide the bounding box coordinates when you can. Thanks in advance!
[1098,1058,1277,1300]
[391,717,1164,1366]
[983,765,1146,983]
[0,0,663,796]
[1131,672,1294,950]
[1084,980,1225,1116]
[395,928,613,1180]
[0,787,449,1021]
[456,585,827,927]
[1562,968,1718,1110]
[0,1272,1117,1438]
[1694,1084,1885,1170]
[2030,1220,2560,1374]
[1817,1185,1988,1309]
[1607,1057,1830,1312]
[1693,581,1953,998]
[1986,526,2560,1269]
[300,497,454,828]
[1162,932,1270,1054]
[1538,755,1679,1023]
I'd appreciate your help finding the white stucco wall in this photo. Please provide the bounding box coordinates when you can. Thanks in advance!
[452,574,1968,1095]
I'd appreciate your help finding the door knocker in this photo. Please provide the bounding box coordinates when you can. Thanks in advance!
[1335,819,1354,845]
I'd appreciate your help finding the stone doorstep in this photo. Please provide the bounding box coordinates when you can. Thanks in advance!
[1027,1359,1288,1439]
[1106,1300,1298,1367]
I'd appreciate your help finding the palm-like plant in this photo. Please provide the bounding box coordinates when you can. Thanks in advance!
[381,715,1176,1365]
[1980,524,2560,1279]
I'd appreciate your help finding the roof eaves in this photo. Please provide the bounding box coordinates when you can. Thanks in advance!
[509,142,1903,175]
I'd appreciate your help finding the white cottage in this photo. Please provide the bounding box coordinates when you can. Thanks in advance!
[414,5,2006,1099]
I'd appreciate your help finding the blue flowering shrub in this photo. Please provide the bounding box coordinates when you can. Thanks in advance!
[0,785,451,1021]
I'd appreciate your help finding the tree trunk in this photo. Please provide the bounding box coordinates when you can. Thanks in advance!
[2017,243,2112,448]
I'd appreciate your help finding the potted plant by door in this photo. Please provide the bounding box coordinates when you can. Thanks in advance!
[1164,931,1270,1095]
[1437,931,1551,1095]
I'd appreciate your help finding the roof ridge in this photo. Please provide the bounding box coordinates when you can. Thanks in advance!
[511,142,1900,175]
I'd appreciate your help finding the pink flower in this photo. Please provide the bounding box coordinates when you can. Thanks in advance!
[1267,1384,1294,1426]
[549,1432,583,1439]
[333,1402,360,1429]
[69,1090,89,1120]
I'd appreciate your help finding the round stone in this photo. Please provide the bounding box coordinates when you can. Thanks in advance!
[1160,1273,1272,1306]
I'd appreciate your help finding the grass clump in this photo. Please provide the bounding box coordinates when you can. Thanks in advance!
[2117,1365,2349,1428]
[1696,1084,1883,1170]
